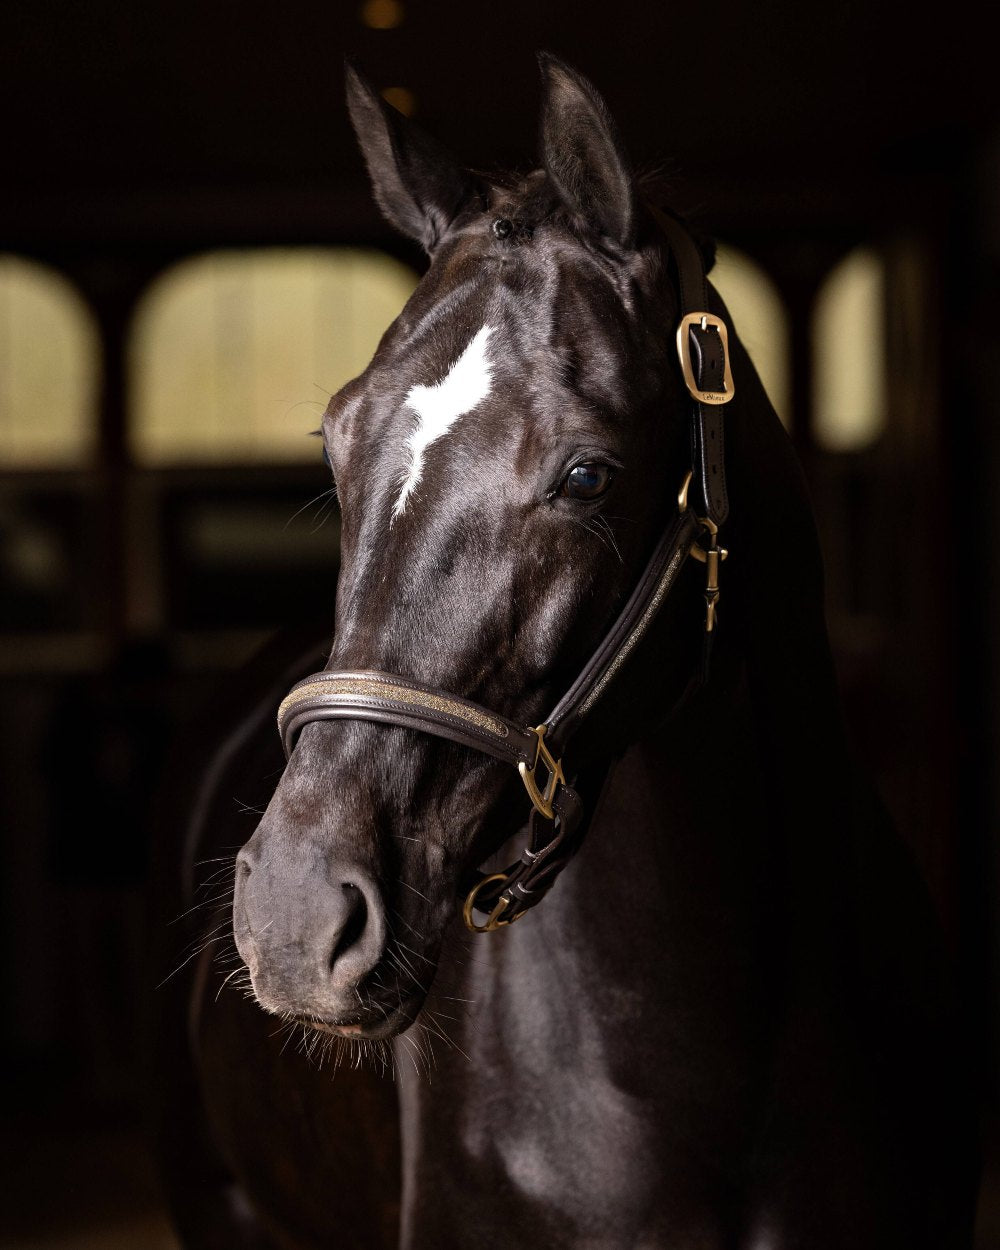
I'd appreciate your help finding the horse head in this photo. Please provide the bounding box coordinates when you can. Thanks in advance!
[233,56,726,1039]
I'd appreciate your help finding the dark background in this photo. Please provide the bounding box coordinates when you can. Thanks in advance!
[1,1,998,1245]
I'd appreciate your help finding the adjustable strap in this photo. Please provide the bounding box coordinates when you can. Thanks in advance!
[650,207,733,528]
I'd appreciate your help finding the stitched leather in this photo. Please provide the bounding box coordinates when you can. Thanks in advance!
[278,670,539,765]
[649,207,731,527]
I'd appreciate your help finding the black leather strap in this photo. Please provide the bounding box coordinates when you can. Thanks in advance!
[544,507,700,754]
[689,332,730,525]
[649,207,731,527]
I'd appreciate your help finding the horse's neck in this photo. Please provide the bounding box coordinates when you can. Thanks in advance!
[394,674,782,1238]
[423,667,777,1063]
[522,667,777,1001]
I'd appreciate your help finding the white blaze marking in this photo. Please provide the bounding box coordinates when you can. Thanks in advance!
[392,324,494,520]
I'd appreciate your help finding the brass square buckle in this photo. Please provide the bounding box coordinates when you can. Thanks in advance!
[676,312,735,405]
[518,724,565,821]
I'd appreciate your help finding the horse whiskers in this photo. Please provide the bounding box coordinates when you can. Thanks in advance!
[398,1030,428,1080]
[419,1013,469,1063]
[415,1027,438,1077]
[393,938,434,967]
[395,878,432,904]
[425,1007,462,1024]
[215,967,249,1002]
[283,487,338,532]
[275,1021,298,1056]
[570,513,624,564]
[193,847,247,864]
[385,950,428,996]
[193,856,235,867]
[157,932,228,988]
[310,496,340,535]
[211,943,243,966]
[193,863,237,890]
[592,515,624,564]
[169,889,234,924]
[387,906,427,941]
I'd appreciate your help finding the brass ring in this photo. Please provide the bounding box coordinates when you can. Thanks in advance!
[462,873,510,933]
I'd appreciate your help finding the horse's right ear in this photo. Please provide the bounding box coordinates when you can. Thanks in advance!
[537,53,635,249]
[345,61,478,253]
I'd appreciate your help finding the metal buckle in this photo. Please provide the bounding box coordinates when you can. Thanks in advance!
[517,724,565,821]
[676,312,735,406]
[462,873,528,933]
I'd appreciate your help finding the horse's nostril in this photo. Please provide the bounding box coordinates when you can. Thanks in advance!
[329,883,369,972]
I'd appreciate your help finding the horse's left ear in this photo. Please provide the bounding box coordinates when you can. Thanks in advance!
[345,60,479,253]
[538,53,635,250]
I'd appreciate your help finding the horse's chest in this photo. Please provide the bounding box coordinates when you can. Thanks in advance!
[397,929,746,1248]
[401,1045,665,1246]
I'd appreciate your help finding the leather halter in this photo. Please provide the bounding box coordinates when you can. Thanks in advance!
[277,209,734,932]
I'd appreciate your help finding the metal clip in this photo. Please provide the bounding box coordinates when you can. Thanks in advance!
[689,517,728,633]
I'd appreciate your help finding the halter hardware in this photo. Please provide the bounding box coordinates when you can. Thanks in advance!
[676,312,735,405]
[275,211,733,935]
[462,873,525,933]
[678,470,729,633]
[518,724,564,820]
[690,518,728,634]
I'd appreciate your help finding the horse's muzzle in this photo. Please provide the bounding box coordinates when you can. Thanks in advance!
[233,844,387,1021]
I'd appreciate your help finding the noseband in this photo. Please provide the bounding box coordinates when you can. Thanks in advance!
[277,210,734,932]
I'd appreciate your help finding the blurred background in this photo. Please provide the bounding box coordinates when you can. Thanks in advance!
[1,1,997,1245]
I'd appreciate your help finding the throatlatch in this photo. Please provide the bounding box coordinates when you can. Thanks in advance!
[277,209,734,932]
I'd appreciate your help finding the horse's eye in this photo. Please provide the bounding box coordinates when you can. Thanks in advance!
[560,462,613,500]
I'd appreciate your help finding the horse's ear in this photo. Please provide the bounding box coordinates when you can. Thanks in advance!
[345,61,479,252]
[537,53,635,249]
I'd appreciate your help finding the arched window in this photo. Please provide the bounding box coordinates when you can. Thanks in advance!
[130,248,420,465]
[711,244,791,428]
[0,255,99,467]
[811,247,886,452]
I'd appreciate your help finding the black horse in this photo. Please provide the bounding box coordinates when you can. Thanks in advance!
[158,56,976,1249]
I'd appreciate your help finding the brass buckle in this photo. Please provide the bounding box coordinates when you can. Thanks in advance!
[462,873,527,933]
[689,516,728,633]
[517,724,565,821]
[676,312,735,406]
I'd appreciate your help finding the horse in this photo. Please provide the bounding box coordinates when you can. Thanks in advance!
[157,54,977,1249]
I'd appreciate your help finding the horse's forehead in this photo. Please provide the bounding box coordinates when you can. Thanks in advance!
[391,322,497,521]
[338,242,638,512]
